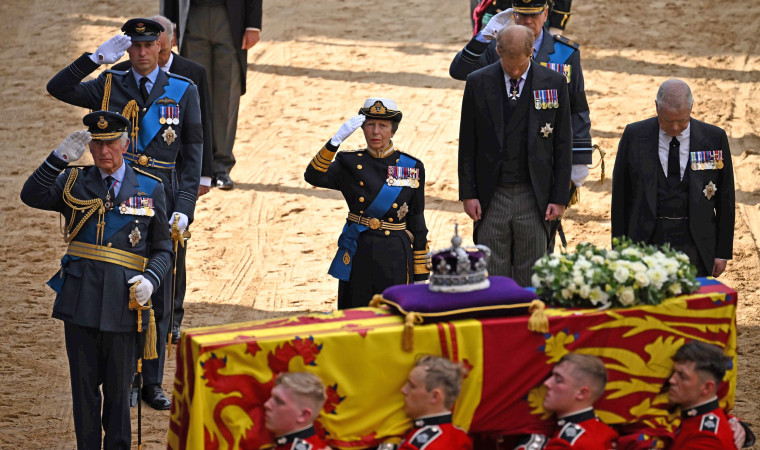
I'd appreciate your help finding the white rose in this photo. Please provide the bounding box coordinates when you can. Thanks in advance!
[591,255,605,265]
[577,260,592,271]
[573,275,584,286]
[647,268,667,290]
[531,273,542,287]
[614,267,630,283]
[589,287,610,305]
[585,250,593,258]
[631,262,647,274]
[669,283,683,296]
[619,287,636,306]
[607,250,619,259]
[622,247,639,257]
[634,272,650,287]
[549,258,560,267]
[579,285,591,299]
[561,288,573,299]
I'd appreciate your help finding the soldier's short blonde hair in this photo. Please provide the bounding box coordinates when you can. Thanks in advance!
[275,372,327,411]
[415,355,468,409]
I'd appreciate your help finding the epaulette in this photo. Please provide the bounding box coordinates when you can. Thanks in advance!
[699,413,720,434]
[166,72,195,85]
[554,34,580,50]
[132,166,163,182]
[104,68,129,75]
[558,422,586,445]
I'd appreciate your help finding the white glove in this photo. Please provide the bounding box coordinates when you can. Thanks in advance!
[54,130,91,162]
[128,275,153,306]
[89,34,132,64]
[170,211,189,233]
[571,164,589,187]
[330,115,366,146]
[482,8,514,40]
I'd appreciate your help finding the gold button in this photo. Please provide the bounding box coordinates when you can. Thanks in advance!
[388,218,394,222]
[359,181,364,186]
[384,230,390,236]
[359,210,364,214]
[396,158,399,162]
[392,203,398,208]
[107,243,112,248]
[358,153,363,156]
[357,164,363,170]
[359,197,365,202]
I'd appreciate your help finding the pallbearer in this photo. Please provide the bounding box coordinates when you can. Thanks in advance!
[305,98,429,308]
[20,111,172,448]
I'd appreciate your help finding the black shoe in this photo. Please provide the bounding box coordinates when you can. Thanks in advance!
[142,384,171,410]
[171,325,180,345]
[214,173,233,190]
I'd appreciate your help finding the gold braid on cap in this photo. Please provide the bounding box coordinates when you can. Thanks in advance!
[60,168,106,245]
[122,100,140,155]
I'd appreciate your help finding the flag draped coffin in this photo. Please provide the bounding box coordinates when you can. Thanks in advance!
[168,278,737,449]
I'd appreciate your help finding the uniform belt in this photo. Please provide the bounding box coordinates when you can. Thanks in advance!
[66,241,148,271]
[124,153,175,170]
[347,213,406,231]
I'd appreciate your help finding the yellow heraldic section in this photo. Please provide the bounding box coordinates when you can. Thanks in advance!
[527,291,737,429]
[170,310,484,450]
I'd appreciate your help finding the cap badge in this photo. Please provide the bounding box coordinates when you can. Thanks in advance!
[135,23,146,33]
[97,116,108,129]
[371,101,387,115]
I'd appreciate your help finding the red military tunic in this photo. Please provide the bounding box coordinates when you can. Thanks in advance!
[544,408,618,449]
[273,425,330,450]
[670,398,734,450]
[398,413,473,450]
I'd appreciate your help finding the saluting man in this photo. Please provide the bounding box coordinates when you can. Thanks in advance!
[304,98,429,309]
[46,17,203,410]
[20,111,172,448]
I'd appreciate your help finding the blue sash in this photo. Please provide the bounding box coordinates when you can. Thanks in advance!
[549,41,574,65]
[47,172,159,293]
[136,77,190,152]
[328,153,415,281]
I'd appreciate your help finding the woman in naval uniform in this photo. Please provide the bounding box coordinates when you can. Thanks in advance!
[305,98,429,309]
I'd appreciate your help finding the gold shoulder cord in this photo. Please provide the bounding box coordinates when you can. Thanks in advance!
[122,100,140,155]
[101,73,112,111]
[60,168,107,245]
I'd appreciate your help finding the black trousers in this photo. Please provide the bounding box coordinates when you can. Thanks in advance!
[173,239,188,330]
[64,322,134,449]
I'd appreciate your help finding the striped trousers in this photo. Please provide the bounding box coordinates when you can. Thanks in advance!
[476,182,548,287]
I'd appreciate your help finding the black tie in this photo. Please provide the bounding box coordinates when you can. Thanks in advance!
[105,176,116,209]
[509,78,520,100]
[139,77,149,103]
[668,136,680,185]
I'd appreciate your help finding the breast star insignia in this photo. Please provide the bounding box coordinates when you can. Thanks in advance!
[540,123,554,138]
[703,181,717,200]
[162,126,177,145]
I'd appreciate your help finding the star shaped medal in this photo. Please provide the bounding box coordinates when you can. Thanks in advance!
[540,123,553,138]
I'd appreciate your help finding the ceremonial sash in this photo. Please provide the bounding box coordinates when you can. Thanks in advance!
[47,173,159,293]
[136,77,190,152]
[328,154,415,281]
[548,41,574,65]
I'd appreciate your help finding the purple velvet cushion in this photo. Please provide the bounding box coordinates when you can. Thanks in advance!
[380,276,538,319]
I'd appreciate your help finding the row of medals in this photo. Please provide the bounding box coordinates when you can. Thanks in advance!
[691,151,724,170]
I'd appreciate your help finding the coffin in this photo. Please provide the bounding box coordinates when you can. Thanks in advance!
[168,278,737,449]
